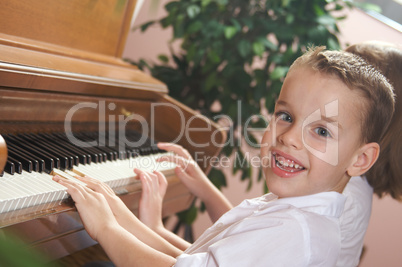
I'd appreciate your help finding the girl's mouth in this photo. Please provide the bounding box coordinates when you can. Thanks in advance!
[272,152,306,173]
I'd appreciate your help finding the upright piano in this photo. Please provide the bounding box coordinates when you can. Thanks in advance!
[0,0,225,262]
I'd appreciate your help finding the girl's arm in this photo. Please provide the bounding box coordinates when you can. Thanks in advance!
[136,168,191,251]
[53,175,183,265]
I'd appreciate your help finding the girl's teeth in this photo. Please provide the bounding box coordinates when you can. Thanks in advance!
[273,153,304,170]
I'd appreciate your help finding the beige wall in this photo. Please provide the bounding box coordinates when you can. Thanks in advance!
[123,3,402,266]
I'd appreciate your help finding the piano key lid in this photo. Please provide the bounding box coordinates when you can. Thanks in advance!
[0,135,7,173]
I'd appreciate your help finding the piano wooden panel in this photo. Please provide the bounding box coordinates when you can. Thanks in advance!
[0,0,226,262]
[0,0,135,59]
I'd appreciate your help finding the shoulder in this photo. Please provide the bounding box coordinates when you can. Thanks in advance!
[341,176,373,229]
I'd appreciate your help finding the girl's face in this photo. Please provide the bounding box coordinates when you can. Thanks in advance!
[260,67,364,198]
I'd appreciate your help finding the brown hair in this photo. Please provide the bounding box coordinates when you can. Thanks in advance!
[289,46,395,146]
[346,41,402,200]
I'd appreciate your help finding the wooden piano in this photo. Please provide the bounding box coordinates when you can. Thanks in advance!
[0,0,225,263]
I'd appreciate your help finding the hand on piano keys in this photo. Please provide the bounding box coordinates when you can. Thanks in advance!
[53,168,169,241]
[0,131,176,215]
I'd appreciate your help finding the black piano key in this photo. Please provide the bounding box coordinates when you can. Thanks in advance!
[74,133,108,162]
[129,148,141,158]
[54,132,94,163]
[7,156,22,174]
[96,133,119,160]
[63,132,105,163]
[7,145,40,172]
[81,132,117,161]
[35,139,71,169]
[4,160,15,175]
[7,134,58,171]
[49,133,90,165]
[75,132,109,162]
[4,137,45,172]
[7,148,33,173]
[37,133,80,166]
[108,133,129,159]
[53,132,102,164]
[19,134,69,170]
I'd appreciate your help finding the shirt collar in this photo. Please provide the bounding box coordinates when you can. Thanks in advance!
[263,192,346,218]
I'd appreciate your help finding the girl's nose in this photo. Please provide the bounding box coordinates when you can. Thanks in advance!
[277,124,303,150]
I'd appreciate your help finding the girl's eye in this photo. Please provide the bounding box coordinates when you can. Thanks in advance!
[275,112,292,123]
[314,127,332,138]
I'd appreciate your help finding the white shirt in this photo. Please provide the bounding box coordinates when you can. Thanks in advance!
[338,176,373,267]
[174,192,346,267]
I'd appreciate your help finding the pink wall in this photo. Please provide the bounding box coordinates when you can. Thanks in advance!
[123,3,402,266]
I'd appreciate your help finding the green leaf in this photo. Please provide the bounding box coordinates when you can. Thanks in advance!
[209,168,227,189]
[165,1,179,12]
[140,21,155,32]
[222,143,233,157]
[187,21,203,34]
[204,72,218,92]
[282,0,291,7]
[238,39,251,58]
[327,37,340,50]
[252,41,265,57]
[317,14,336,26]
[313,4,325,16]
[215,0,228,6]
[201,0,212,7]
[257,166,264,182]
[270,66,289,80]
[0,233,48,266]
[187,4,201,18]
[208,49,221,63]
[177,205,198,225]
[285,14,294,24]
[224,26,238,39]
[157,54,169,63]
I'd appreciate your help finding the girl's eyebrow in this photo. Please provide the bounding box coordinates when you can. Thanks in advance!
[320,115,342,130]
[276,100,288,107]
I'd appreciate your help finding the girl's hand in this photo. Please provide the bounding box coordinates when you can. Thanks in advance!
[157,143,212,201]
[52,175,119,241]
[135,168,168,231]
[157,143,233,222]
[71,175,136,227]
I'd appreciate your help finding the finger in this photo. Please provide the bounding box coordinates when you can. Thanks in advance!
[174,166,193,182]
[154,171,168,194]
[157,143,192,160]
[55,176,88,201]
[78,175,115,195]
[148,172,160,193]
[135,168,151,194]
[156,154,192,170]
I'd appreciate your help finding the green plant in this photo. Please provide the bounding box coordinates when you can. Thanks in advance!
[131,0,364,230]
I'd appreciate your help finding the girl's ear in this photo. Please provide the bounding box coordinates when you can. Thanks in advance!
[347,142,380,177]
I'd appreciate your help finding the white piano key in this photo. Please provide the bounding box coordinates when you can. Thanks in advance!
[0,151,176,214]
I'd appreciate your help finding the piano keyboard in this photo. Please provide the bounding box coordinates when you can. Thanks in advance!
[0,130,176,215]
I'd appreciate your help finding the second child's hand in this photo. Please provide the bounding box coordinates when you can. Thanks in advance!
[156,142,233,222]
